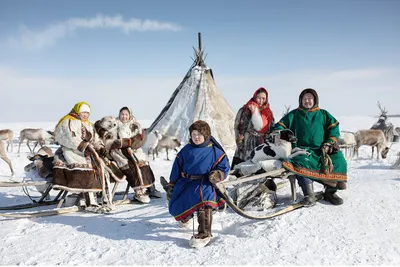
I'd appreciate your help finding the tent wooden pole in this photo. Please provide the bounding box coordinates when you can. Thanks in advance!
[197,32,203,66]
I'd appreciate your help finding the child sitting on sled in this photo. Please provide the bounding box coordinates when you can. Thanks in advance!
[166,120,230,247]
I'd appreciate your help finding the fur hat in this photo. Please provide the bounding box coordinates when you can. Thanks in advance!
[189,120,211,141]
[79,104,91,114]
[299,88,319,108]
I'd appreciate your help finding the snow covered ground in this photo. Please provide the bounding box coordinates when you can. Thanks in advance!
[0,116,399,265]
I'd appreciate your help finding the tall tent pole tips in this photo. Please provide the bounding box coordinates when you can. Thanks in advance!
[197,32,204,67]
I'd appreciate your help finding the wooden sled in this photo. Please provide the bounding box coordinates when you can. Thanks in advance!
[0,180,66,211]
[0,148,142,219]
[214,168,323,220]
[0,179,137,218]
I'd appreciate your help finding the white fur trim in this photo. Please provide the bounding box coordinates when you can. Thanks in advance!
[251,108,263,131]
[79,104,91,114]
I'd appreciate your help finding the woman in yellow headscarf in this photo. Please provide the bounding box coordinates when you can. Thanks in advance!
[52,102,106,207]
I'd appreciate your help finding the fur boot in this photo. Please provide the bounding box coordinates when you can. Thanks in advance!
[146,184,162,198]
[300,183,317,207]
[189,207,213,248]
[324,186,344,205]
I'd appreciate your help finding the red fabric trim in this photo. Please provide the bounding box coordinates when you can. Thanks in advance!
[212,153,226,170]
[282,161,347,181]
[174,199,226,221]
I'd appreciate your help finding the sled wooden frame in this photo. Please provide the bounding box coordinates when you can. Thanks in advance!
[0,148,145,218]
[0,180,135,218]
[0,181,65,210]
[0,179,79,217]
[225,168,298,202]
[214,168,321,220]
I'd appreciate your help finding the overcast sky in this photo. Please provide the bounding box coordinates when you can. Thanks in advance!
[1,0,399,123]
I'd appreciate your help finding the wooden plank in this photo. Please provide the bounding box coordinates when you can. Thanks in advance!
[220,168,287,187]
[0,206,81,218]
[0,181,50,187]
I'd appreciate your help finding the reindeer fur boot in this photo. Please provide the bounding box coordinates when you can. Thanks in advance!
[300,183,317,207]
[189,207,213,248]
[324,186,344,205]
[146,184,162,198]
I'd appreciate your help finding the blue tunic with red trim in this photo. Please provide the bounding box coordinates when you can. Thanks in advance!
[168,137,230,221]
[273,107,347,183]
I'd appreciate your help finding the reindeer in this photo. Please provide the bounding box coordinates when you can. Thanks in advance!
[282,105,291,118]
[18,128,55,154]
[0,129,14,152]
[0,141,14,175]
[338,131,356,158]
[146,130,163,160]
[354,129,390,159]
[371,101,395,142]
[155,135,181,161]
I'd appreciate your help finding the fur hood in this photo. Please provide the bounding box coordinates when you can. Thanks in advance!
[299,88,319,109]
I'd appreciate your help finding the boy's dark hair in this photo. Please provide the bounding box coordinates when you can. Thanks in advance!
[189,120,211,140]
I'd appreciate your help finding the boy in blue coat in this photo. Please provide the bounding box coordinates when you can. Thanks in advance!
[167,120,230,246]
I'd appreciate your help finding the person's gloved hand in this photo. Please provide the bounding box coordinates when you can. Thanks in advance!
[208,170,225,184]
[78,141,94,156]
[110,139,131,150]
[322,142,340,155]
[85,143,96,157]
[322,143,331,154]
[97,146,109,158]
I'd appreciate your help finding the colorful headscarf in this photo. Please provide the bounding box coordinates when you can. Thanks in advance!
[244,87,274,133]
[56,101,92,127]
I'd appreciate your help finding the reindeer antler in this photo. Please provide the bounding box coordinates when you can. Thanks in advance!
[377,101,388,115]
[282,105,291,117]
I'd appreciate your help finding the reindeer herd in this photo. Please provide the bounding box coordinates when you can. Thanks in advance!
[0,126,182,176]
[338,102,399,160]
[0,102,399,176]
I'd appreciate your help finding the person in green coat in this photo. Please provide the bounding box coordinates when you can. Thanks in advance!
[273,88,347,206]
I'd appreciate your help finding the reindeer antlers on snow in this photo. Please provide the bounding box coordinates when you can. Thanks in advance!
[377,101,388,115]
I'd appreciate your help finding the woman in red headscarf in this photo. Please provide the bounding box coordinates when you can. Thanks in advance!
[232,87,275,168]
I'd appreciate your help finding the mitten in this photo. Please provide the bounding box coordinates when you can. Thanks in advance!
[97,146,109,158]
[77,141,90,153]
[208,170,225,184]
[130,130,147,149]
[110,139,131,150]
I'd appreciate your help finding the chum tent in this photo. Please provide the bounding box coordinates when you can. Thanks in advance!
[147,33,236,149]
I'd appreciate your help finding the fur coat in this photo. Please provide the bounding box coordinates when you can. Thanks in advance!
[232,88,275,168]
[52,104,104,193]
[110,117,155,190]
[168,137,230,221]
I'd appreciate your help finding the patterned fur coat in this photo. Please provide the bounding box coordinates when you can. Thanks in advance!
[52,116,104,193]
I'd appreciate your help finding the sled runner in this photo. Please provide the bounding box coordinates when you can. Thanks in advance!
[214,167,324,220]
[160,162,323,221]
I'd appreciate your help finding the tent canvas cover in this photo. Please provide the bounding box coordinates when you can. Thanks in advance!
[147,34,236,149]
